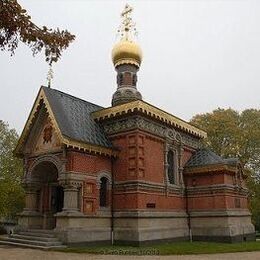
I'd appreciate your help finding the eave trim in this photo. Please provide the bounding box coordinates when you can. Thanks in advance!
[92,100,207,138]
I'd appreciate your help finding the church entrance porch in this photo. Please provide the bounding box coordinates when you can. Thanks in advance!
[18,161,64,230]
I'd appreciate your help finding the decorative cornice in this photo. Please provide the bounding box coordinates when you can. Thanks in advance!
[102,116,201,149]
[15,87,115,158]
[184,164,237,174]
[92,100,207,139]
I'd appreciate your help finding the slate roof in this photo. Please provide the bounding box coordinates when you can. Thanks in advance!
[185,148,240,168]
[43,87,113,148]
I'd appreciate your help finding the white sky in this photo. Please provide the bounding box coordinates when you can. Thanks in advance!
[1,0,260,133]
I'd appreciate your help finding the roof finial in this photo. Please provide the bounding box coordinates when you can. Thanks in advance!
[47,64,54,88]
[117,4,138,41]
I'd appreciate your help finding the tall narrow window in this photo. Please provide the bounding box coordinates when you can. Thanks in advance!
[167,150,175,184]
[99,177,108,207]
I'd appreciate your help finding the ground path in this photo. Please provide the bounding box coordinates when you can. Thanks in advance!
[0,245,260,260]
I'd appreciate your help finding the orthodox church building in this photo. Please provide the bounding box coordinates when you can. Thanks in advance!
[4,5,255,247]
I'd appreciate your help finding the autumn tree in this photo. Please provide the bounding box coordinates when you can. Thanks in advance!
[0,120,24,220]
[190,108,260,229]
[0,0,75,64]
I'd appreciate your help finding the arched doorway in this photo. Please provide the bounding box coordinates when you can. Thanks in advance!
[31,161,64,229]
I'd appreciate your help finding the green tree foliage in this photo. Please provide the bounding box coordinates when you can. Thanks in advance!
[0,0,75,64]
[190,108,260,229]
[0,120,24,219]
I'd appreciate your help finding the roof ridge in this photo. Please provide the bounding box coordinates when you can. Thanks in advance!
[41,86,104,109]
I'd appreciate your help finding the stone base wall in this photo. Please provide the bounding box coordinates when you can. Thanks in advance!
[190,210,255,243]
[55,215,111,244]
[113,211,189,245]
[17,211,43,230]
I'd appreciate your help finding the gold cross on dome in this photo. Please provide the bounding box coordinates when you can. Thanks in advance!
[117,4,137,41]
[121,4,133,18]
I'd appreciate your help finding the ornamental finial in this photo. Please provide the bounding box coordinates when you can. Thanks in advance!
[117,4,138,41]
[47,65,54,88]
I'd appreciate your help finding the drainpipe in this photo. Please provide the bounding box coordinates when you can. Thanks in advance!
[111,157,115,245]
[185,180,192,242]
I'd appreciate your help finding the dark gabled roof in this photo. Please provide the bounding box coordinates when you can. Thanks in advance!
[43,87,112,148]
[184,148,240,168]
[224,158,239,166]
[185,148,225,168]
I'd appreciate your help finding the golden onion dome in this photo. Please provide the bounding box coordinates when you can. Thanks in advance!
[112,39,142,68]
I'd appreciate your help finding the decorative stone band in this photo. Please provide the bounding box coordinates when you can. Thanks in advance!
[186,184,248,196]
[92,100,207,139]
[113,210,188,218]
[114,180,184,195]
[102,116,201,149]
[188,209,252,217]
[184,163,238,174]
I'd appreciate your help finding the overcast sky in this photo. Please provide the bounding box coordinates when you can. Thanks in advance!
[1,0,260,133]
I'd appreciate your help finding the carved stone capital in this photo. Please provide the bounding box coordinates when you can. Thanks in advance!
[59,180,82,190]
[22,180,41,193]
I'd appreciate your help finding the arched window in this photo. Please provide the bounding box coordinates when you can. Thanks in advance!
[99,177,108,207]
[117,73,123,85]
[132,74,137,86]
[123,72,132,85]
[167,150,175,184]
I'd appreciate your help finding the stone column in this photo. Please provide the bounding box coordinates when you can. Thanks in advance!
[22,182,40,213]
[56,172,85,217]
[57,180,84,216]
[63,182,80,212]
[18,181,42,229]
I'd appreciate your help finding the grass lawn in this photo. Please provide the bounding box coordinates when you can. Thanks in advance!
[55,241,260,255]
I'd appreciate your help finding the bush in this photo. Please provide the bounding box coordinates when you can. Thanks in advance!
[0,225,7,235]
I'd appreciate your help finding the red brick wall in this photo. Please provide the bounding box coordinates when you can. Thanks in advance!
[111,130,165,183]
[185,171,249,211]
[110,130,187,211]
[113,191,186,210]
[143,135,165,183]
[66,150,112,215]
[66,150,111,174]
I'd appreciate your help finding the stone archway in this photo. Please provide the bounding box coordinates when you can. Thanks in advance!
[21,159,64,230]
[30,161,64,229]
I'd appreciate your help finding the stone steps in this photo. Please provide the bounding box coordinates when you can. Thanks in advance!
[18,231,56,238]
[10,234,60,242]
[0,229,66,250]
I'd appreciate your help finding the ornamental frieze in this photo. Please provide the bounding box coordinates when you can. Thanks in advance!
[102,116,201,149]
